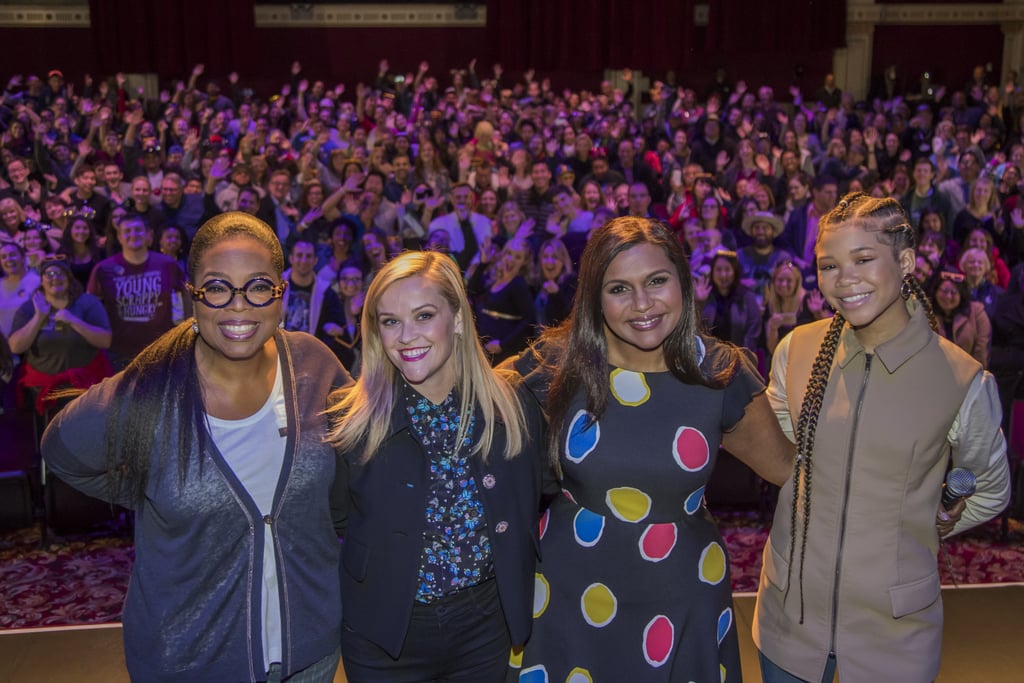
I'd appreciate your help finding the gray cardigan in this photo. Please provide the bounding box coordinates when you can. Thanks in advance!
[42,330,351,683]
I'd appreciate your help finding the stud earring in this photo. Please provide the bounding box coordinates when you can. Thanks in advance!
[278,320,285,329]
[191,318,199,334]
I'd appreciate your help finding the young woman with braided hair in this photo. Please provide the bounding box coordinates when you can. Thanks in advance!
[753,193,1011,682]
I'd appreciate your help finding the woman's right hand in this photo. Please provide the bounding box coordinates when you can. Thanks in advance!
[693,274,712,302]
[807,290,825,316]
[32,290,51,319]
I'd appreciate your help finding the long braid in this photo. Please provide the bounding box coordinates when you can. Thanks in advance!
[784,313,845,622]
[905,275,939,332]
[782,191,924,623]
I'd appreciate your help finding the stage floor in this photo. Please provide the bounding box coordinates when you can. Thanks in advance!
[1,584,1021,682]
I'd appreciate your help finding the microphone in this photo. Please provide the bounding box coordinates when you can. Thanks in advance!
[942,468,976,510]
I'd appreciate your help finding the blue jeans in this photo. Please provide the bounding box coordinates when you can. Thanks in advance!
[341,578,510,683]
[759,651,837,683]
[266,646,341,683]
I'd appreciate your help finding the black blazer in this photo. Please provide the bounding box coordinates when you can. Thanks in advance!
[331,383,545,659]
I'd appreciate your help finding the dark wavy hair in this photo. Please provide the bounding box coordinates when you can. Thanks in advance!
[932,272,972,320]
[105,212,285,504]
[541,216,738,464]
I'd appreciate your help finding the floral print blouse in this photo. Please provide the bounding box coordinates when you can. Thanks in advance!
[404,383,493,602]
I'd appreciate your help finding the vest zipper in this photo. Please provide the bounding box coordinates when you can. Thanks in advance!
[829,353,872,656]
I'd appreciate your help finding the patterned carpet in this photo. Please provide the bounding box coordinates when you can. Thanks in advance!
[1,513,1021,629]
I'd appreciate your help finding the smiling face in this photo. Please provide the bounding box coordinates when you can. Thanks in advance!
[540,243,564,280]
[934,278,961,315]
[815,221,914,351]
[478,189,498,216]
[601,243,683,370]
[0,244,24,276]
[960,249,989,281]
[966,229,989,252]
[131,177,152,208]
[376,275,462,403]
[192,236,283,363]
[70,219,92,245]
[772,266,799,298]
[711,256,736,294]
[117,218,151,254]
[41,263,70,299]
[338,265,363,299]
[159,227,183,257]
[6,159,29,186]
[0,198,21,230]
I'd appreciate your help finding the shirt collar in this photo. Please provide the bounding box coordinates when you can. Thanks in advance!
[835,300,933,373]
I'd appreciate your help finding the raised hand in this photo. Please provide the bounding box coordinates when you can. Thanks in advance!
[32,290,51,319]
[210,156,232,180]
[807,290,826,315]
[1010,207,1024,230]
[693,274,712,302]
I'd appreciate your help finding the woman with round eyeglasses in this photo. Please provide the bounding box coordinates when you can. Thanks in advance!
[9,257,112,414]
[932,271,991,367]
[325,261,365,375]
[43,212,352,683]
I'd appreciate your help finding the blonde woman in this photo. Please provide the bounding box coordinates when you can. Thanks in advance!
[328,251,544,682]
[959,246,1004,320]
[953,175,1002,245]
[761,260,828,357]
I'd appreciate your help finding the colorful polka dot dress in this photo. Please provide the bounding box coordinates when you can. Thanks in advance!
[514,340,762,682]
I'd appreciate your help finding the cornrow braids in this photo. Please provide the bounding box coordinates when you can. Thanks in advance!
[904,275,939,332]
[784,312,845,622]
[820,192,918,260]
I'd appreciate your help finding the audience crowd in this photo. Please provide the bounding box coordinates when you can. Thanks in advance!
[1,59,1023,424]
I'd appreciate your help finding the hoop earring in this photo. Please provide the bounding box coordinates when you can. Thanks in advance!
[191,318,199,335]
[900,275,913,301]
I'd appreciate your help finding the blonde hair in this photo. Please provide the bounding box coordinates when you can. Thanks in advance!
[327,251,526,462]
[763,261,806,315]
[958,246,991,274]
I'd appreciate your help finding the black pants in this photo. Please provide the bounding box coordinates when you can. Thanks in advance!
[341,579,511,683]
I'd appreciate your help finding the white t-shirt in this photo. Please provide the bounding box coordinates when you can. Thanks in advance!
[207,359,287,670]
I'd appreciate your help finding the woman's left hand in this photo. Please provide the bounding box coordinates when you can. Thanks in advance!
[937,498,966,538]
[53,308,77,327]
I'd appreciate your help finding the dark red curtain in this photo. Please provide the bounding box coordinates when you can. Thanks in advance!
[88,0,254,79]
[705,0,844,53]
[486,0,845,89]
[487,0,699,73]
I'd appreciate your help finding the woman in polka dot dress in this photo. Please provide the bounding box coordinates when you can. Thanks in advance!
[507,217,795,682]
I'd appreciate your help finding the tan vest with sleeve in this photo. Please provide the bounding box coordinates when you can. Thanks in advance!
[753,306,981,682]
